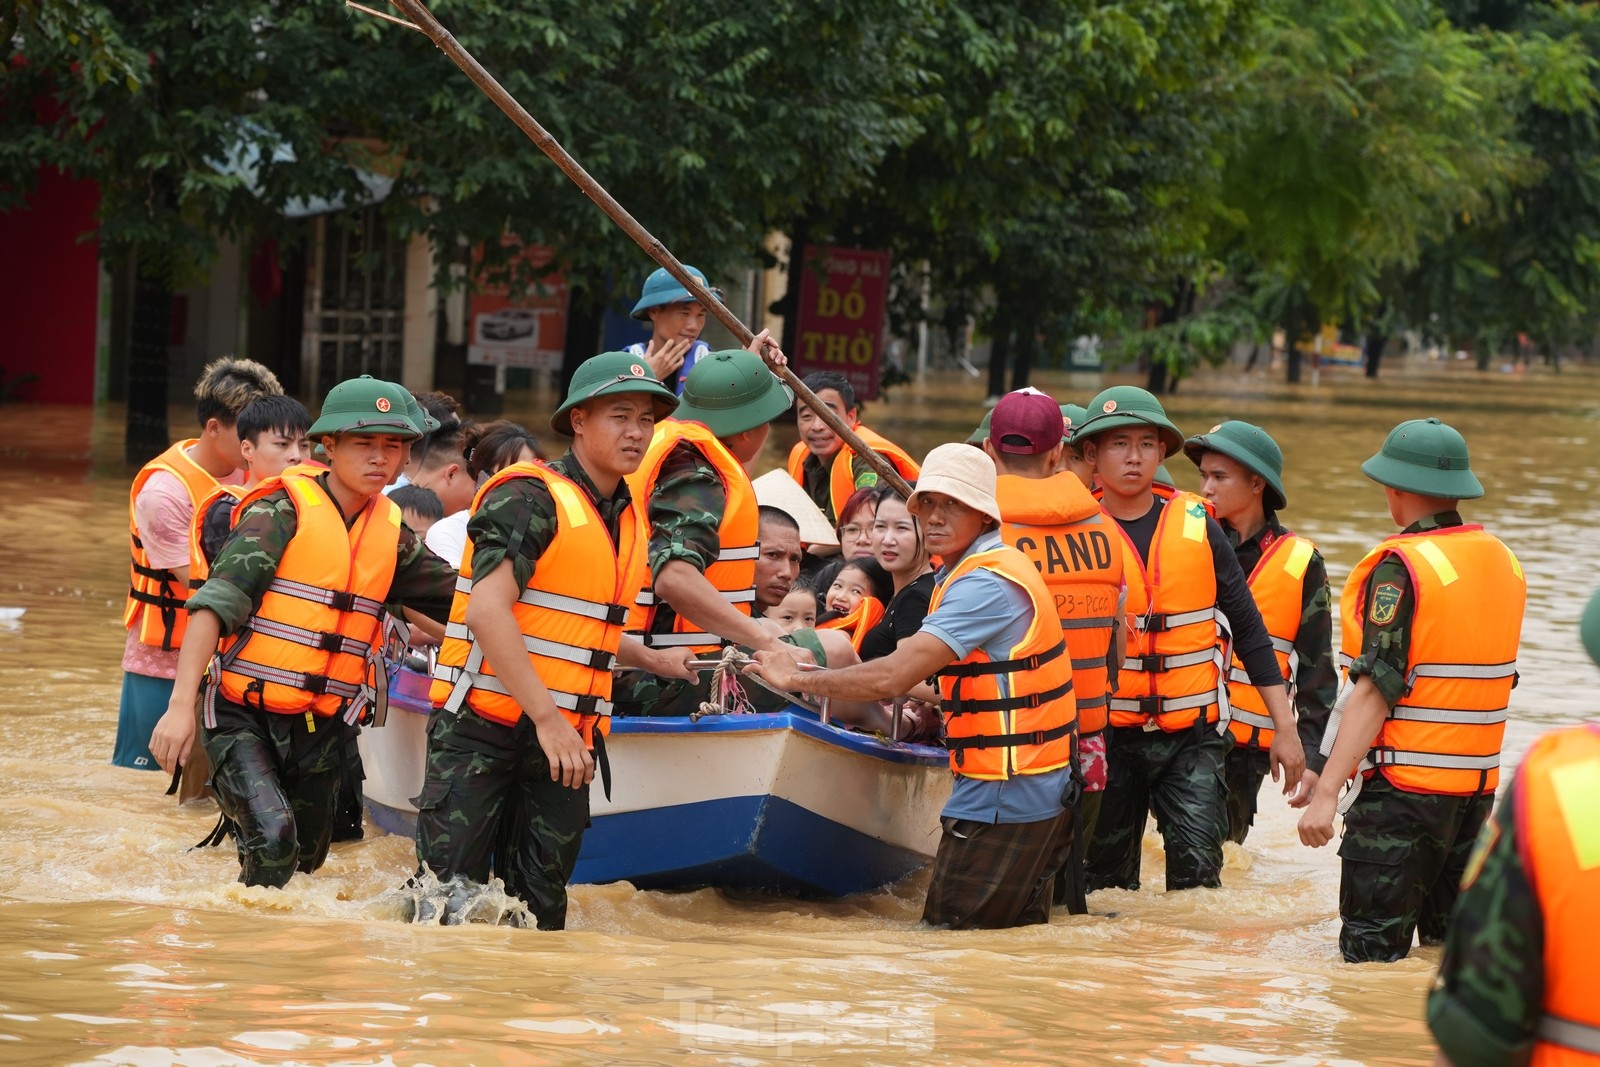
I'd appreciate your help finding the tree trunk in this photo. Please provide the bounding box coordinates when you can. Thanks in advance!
[1244,343,1261,372]
[1474,337,1493,372]
[1009,313,1037,392]
[1363,330,1387,379]
[559,285,605,395]
[125,262,172,465]
[776,217,812,364]
[1145,359,1169,394]
[987,303,1012,400]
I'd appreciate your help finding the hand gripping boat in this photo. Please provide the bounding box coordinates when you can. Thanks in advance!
[359,665,951,898]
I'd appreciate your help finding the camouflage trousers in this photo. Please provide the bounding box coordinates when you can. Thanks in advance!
[413,708,590,931]
[1337,773,1493,963]
[1224,744,1272,845]
[1084,723,1231,892]
[202,696,345,888]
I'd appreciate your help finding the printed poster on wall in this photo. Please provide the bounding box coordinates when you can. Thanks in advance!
[792,246,891,401]
[466,242,568,371]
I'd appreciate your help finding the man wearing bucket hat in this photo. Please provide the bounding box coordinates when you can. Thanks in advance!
[610,349,823,716]
[148,376,460,888]
[416,353,697,928]
[753,443,1079,929]
[980,389,1124,915]
[1072,386,1303,895]
[1300,418,1526,964]
[1427,586,1600,1065]
[1185,421,1336,846]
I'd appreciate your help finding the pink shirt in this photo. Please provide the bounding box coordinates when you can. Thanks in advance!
[121,456,241,677]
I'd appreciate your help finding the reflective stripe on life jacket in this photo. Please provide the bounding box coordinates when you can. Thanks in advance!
[929,544,1077,781]
[816,596,885,652]
[995,471,1123,735]
[1108,487,1227,732]
[627,421,759,654]
[1226,532,1316,750]
[125,440,222,651]
[1337,525,1525,795]
[188,483,247,589]
[429,462,647,744]
[785,425,921,521]
[1518,724,1600,1066]
[214,471,400,721]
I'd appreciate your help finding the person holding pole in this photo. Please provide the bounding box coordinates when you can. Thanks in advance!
[787,370,920,522]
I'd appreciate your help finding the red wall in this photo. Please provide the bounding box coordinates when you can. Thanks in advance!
[0,168,101,403]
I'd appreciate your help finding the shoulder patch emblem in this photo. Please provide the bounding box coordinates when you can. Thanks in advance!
[1460,815,1499,890]
[1370,582,1403,625]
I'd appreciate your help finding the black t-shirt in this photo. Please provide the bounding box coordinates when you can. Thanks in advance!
[857,571,936,661]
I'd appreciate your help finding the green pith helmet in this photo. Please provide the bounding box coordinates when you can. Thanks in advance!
[1184,420,1288,511]
[1583,586,1600,667]
[1070,385,1185,457]
[967,408,993,445]
[307,376,422,439]
[551,351,681,436]
[403,391,442,435]
[1361,417,1483,499]
[1154,463,1176,488]
[672,350,794,438]
[1060,403,1088,444]
[630,265,720,320]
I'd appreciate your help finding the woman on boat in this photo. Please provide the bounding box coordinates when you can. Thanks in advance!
[857,487,936,662]
[834,487,880,560]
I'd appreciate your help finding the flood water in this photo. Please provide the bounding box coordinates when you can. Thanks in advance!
[2,356,1596,1066]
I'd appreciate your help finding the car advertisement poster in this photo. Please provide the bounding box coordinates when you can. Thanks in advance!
[466,242,569,370]
[791,245,890,401]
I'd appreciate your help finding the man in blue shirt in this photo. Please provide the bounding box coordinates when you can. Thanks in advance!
[753,443,1078,929]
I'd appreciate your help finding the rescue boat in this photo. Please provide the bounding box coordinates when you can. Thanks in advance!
[359,666,951,898]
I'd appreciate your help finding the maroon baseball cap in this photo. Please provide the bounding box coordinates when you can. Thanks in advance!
[989,388,1064,455]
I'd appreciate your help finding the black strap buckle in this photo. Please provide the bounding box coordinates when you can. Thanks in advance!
[328,591,357,613]
[303,673,332,696]
[316,631,346,653]
[573,694,600,715]
[604,604,629,626]
[1138,696,1162,717]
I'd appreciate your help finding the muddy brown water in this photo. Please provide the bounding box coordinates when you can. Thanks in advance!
[1,357,1595,1065]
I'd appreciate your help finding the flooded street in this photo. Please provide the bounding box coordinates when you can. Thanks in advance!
[1,357,1595,1065]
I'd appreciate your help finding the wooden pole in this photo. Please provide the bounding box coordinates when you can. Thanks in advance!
[370,0,915,498]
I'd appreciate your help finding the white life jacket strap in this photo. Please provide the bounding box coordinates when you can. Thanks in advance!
[265,577,385,619]
[1388,705,1509,725]
[1539,1015,1600,1055]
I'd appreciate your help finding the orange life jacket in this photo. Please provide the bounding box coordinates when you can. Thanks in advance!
[212,471,400,722]
[995,471,1123,735]
[1108,487,1227,732]
[1336,525,1524,795]
[929,542,1077,780]
[785,425,921,520]
[816,596,886,652]
[430,462,647,744]
[1226,531,1317,750]
[626,420,759,654]
[125,440,222,651]
[1519,724,1600,1066]
[188,483,248,589]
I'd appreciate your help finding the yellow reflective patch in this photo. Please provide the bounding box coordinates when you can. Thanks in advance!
[289,478,321,508]
[1413,539,1458,586]
[1282,539,1314,581]
[1461,815,1499,890]
[547,479,589,530]
[1549,757,1600,870]
[1182,500,1207,542]
[1508,548,1524,581]
[384,501,401,527]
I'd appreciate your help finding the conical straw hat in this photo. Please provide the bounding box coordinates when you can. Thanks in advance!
[752,469,839,547]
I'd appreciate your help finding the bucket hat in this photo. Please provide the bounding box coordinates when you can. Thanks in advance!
[908,443,1001,525]
[551,351,680,436]
[1184,420,1288,511]
[1361,417,1483,499]
[630,265,722,320]
[1070,385,1184,457]
[672,350,793,438]
[308,376,422,439]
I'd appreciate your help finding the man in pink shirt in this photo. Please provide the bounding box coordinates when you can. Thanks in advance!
[116,357,282,770]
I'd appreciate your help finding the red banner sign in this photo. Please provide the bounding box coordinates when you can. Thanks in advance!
[466,240,568,370]
[792,245,890,401]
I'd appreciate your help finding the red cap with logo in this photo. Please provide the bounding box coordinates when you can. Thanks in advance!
[989,388,1063,455]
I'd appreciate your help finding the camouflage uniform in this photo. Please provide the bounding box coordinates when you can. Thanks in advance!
[1337,510,1496,962]
[1223,518,1337,843]
[412,452,625,930]
[1425,776,1540,1065]
[188,473,455,887]
[798,448,879,522]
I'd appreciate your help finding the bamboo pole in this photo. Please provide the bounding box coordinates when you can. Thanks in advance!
[362,0,915,499]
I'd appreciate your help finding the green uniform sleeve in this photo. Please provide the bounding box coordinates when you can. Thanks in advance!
[647,444,725,579]
[464,478,559,593]
[1294,549,1337,774]
[187,491,297,636]
[386,522,459,623]
[1426,782,1542,1067]
[848,450,883,490]
[1345,553,1414,709]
